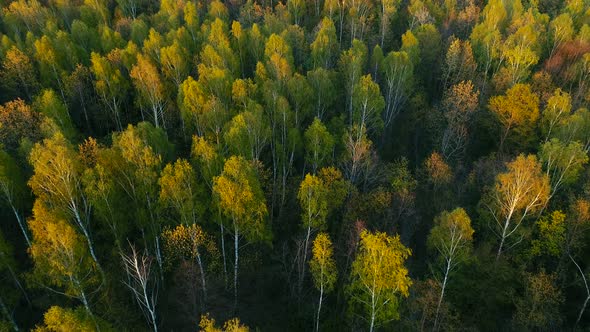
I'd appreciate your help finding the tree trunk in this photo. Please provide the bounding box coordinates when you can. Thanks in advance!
[433,259,451,331]
[300,225,312,294]
[316,278,324,332]
[196,250,207,303]
[10,205,30,247]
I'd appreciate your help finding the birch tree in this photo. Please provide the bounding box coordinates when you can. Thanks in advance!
[213,156,269,309]
[427,208,474,331]
[486,154,550,260]
[309,233,337,332]
[348,230,412,332]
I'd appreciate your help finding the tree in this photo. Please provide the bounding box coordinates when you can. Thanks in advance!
[33,89,77,141]
[0,149,30,246]
[442,39,477,90]
[1,46,38,100]
[162,224,211,303]
[28,132,101,268]
[297,174,330,293]
[28,201,100,321]
[440,81,479,160]
[0,98,42,153]
[213,156,269,308]
[348,230,412,332]
[513,271,563,330]
[339,40,367,125]
[427,208,474,331]
[160,41,189,89]
[310,17,338,68]
[33,306,113,332]
[541,89,572,142]
[378,0,400,47]
[309,233,337,332]
[110,124,164,272]
[380,51,413,127]
[34,36,67,103]
[486,154,550,260]
[90,52,127,130]
[304,118,335,173]
[352,74,385,137]
[488,83,540,151]
[121,244,158,332]
[539,139,588,204]
[159,159,205,226]
[199,314,249,332]
[224,104,270,161]
[131,54,167,128]
[307,68,337,119]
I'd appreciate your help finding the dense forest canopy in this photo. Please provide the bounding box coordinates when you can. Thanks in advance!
[0,0,590,330]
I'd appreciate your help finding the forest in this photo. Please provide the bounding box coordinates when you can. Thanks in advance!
[0,0,590,330]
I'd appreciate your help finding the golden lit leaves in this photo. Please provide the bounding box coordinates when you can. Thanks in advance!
[213,156,269,242]
[348,230,412,326]
[309,232,337,293]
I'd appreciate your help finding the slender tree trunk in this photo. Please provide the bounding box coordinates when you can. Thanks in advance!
[571,254,590,327]
[10,205,30,247]
[300,225,312,294]
[316,278,324,332]
[433,259,451,331]
[369,290,376,332]
[196,250,207,303]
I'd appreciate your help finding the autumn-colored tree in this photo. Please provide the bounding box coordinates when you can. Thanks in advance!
[297,174,330,293]
[0,99,42,152]
[162,224,211,303]
[311,17,339,68]
[348,230,412,332]
[131,54,167,128]
[486,154,550,260]
[442,39,477,90]
[441,81,479,160]
[159,159,205,225]
[33,306,113,332]
[1,46,38,100]
[541,89,572,142]
[28,132,101,268]
[427,208,474,331]
[28,201,100,320]
[213,156,269,308]
[309,233,337,332]
[199,314,249,332]
[160,41,189,89]
[488,83,540,151]
[90,52,127,130]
